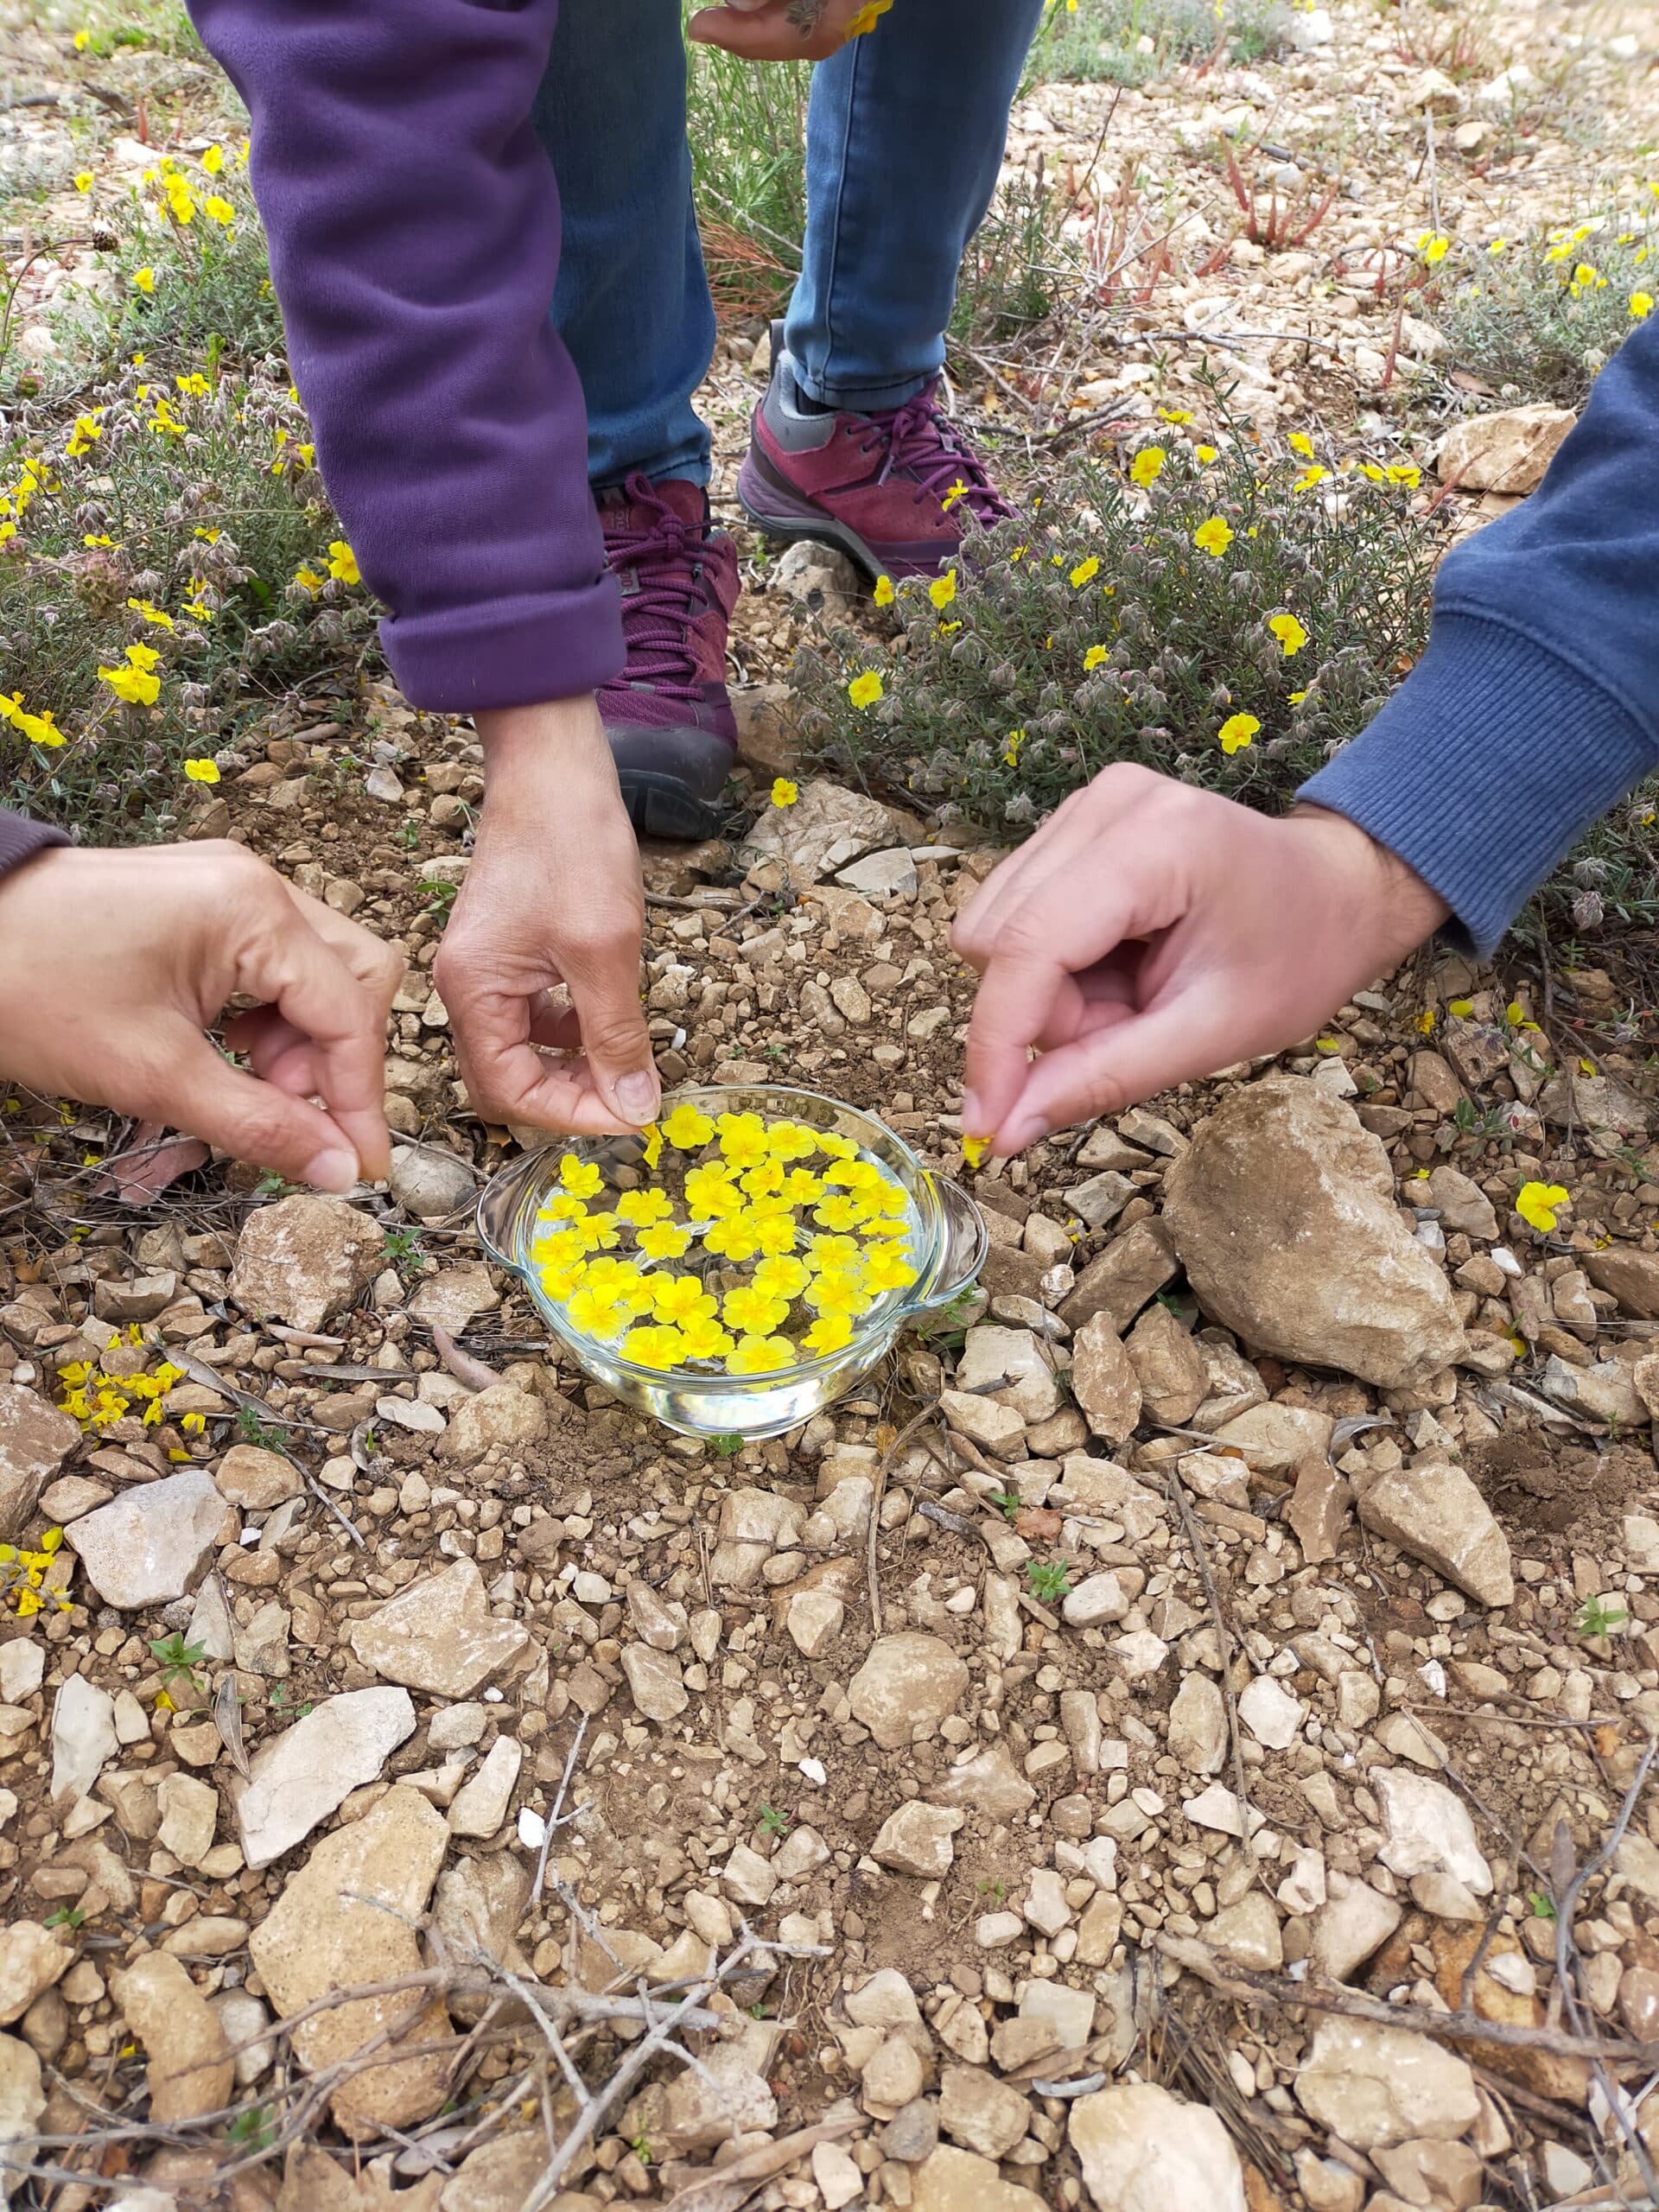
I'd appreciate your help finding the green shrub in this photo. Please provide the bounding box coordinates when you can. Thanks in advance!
[683,20,810,312]
[791,426,1443,832]
[1022,0,1291,90]
[1433,211,1658,410]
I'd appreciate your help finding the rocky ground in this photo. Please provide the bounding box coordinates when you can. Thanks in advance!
[5,0,1659,2209]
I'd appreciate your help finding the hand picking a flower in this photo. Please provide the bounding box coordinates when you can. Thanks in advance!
[688,0,893,62]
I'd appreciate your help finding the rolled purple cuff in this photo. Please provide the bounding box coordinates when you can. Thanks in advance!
[0,809,67,884]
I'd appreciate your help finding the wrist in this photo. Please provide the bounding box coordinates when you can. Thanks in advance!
[476,695,612,792]
[1289,802,1451,959]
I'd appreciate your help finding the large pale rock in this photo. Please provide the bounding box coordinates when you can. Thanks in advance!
[1423,1167,1498,1241]
[447,1736,522,1839]
[957,1327,1060,1425]
[112,1953,232,2123]
[231,1195,383,1332]
[0,2034,43,2211]
[1168,1675,1228,1775]
[65,1470,226,1608]
[437,2134,549,2210]
[1060,1220,1178,1333]
[1541,1065,1651,1137]
[912,2146,1043,2211]
[1541,1354,1648,1427]
[408,1262,499,1335]
[232,1688,416,1868]
[620,1643,688,1723]
[1312,1882,1403,1982]
[1123,1304,1208,1427]
[1295,2018,1479,2149]
[1357,1461,1513,1606]
[0,1923,70,2026]
[652,2045,778,2152]
[849,1633,969,1750]
[742,777,899,883]
[939,2063,1032,2159]
[49,1675,117,1803]
[0,1387,79,1542]
[389,1144,477,1224]
[1436,405,1576,495]
[1376,1770,1492,1895]
[213,1444,303,1510]
[435,1382,549,1464]
[932,1742,1035,1821]
[1070,2083,1247,2212]
[871,1801,963,1878]
[349,1560,528,1696]
[250,1785,452,2139]
[1586,1247,1659,1320]
[1162,1079,1465,1389]
[1070,1313,1142,1445]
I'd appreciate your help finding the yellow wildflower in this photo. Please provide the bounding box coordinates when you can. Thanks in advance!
[929,569,957,610]
[771,777,799,808]
[327,539,359,584]
[1195,444,1218,463]
[664,1102,716,1149]
[848,671,884,709]
[1418,232,1451,264]
[726,1334,797,1376]
[1192,517,1233,558]
[202,145,226,174]
[678,1315,734,1361]
[635,1221,691,1262]
[620,1324,686,1371]
[1128,447,1166,487]
[183,759,220,785]
[962,1135,989,1169]
[1084,645,1108,672]
[1292,465,1328,492]
[652,1275,717,1325]
[1288,432,1315,458]
[558,1154,604,1199]
[1069,556,1100,588]
[1267,612,1308,657]
[1516,1180,1569,1234]
[873,575,895,606]
[1217,712,1259,755]
[804,1313,855,1356]
[1633,290,1655,319]
[128,597,175,629]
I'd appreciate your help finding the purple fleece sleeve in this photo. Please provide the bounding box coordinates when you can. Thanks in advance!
[0,810,67,883]
[188,0,625,714]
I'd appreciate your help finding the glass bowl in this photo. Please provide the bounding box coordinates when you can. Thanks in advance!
[475,1084,987,1440]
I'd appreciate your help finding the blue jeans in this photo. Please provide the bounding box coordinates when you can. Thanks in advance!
[531,0,1044,490]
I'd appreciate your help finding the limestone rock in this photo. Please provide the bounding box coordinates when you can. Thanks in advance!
[408,1262,499,1335]
[1162,1078,1465,1389]
[1070,1313,1142,1445]
[1295,2018,1479,2149]
[1210,1891,1283,1971]
[1207,1401,1334,1471]
[1376,1770,1492,1895]
[849,1633,969,1750]
[448,1736,522,1839]
[213,1444,303,1510]
[652,2045,778,2152]
[66,1470,226,1608]
[933,1742,1035,1821]
[743,777,898,883]
[1238,1674,1304,1750]
[231,1195,384,1332]
[872,1801,963,1878]
[349,1560,528,1696]
[1060,1220,1178,1334]
[0,1387,79,1542]
[912,2145,1042,2211]
[0,1924,71,2026]
[1124,1303,1208,1427]
[157,1774,219,1870]
[232,1688,416,1869]
[0,2034,43,2211]
[1167,1675,1228,1775]
[112,1953,232,2124]
[1586,1247,1659,1319]
[1311,1882,1403,1982]
[49,1675,117,1803]
[1070,2083,1247,2212]
[1541,1355,1648,1427]
[389,1145,477,1223]
[939,2063,1031,2159]
[957,1326,1060,1425]
[1423,1166,1498,1241]
[1357,1460,1513,1606]
[620,1644,687,1724]
[1436,405,1576,496]
[250,1784,452,2139]
[435,1382,548,1464]
[437,2134,549,2210]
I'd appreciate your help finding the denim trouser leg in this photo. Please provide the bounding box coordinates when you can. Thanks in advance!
[785,0,1046,412]
[532,0,716,490]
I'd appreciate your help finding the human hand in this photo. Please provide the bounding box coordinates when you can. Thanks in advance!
[687,0,891,63]
[435,697,658,1136]
[0,841,403,1189]
[954,766,1450,1154]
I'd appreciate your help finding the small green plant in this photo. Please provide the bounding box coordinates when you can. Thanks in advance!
[1026,1558,1073,1604]
[226,2107,276,2152]
[976,1876,1007,1905]
[712,1433,746,1458]
[148,1631,207,1693]
[43,1904,85,1930]
[1528,1890,1559,1921]
[251,1171,292,1200]
[757,1803,791,1836]
[1575,1595,1629,1639]
[988,1488,1023,1522]
[419,878,459,917]
[383,1226,425,1271]
[235,1404,283,1450]
[626,2131,654,2167]
[392,817,422,850]
[682,5,807,315]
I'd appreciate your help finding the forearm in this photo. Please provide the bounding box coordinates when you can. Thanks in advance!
[188,0,625,714]
[1302,311,1659,955]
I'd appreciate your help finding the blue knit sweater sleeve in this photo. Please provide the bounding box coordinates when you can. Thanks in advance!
[1300,311,1659,956]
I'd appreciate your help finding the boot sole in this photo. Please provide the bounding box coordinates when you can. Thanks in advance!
[615,769,726,844]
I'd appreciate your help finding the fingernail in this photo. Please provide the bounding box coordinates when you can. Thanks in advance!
[961,1090,985,1134]
[305,1146,359,1194]
[1004,1114,1049,1154]
[614,1071,661,1125]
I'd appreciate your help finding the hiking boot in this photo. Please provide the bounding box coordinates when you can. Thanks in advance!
[737,326,1013,580]
[596,474,739,842]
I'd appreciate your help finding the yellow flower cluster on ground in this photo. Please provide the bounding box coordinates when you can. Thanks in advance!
[55,1337,186,1433]
[0,1526,70,1618]
[528,1105,920,1378]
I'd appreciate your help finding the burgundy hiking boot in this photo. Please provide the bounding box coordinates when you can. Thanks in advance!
[738,326,1013,580]
[596,474,739,842]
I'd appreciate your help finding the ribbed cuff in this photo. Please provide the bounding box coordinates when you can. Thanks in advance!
[0,810,68,884]
[378,571,627,715]
[1299,613,1657,958]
